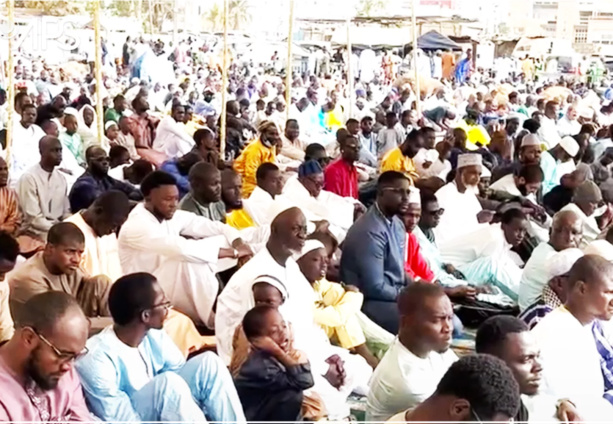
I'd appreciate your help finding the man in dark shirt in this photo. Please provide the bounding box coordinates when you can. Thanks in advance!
[69,146,142,212]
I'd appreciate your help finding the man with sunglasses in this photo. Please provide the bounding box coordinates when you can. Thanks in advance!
[75,272,245,423]
[68,145,143,213]
[0,291,92,421]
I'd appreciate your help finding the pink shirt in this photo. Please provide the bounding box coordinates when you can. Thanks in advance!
[0,355,91,422]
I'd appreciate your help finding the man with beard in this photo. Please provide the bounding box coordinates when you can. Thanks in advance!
[35,95,66,127]
[489,163,544,203]
[366,283,457,421]
[131,95,165,167]
[69,146,142,213]
[341,171,411,333]
[434,153,493,248]
[216,207,372,420]
[179,162,226,221]
[118,171,253,327]
[0,292,91,421]
[492,133,543,182]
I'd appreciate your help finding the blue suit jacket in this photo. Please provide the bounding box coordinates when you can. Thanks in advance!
[340,205,406,302]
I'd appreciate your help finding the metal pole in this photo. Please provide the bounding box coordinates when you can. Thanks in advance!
[93,0,104,146]
[219,0,229,159]
[412,0,421,115]
[285,0,295,123]
[6,0,15,168]
[346,16,353,119]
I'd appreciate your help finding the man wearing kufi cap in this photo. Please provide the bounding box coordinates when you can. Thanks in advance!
[490,133,543,183]
[434,153,493,246]
[519,248,583,329]
[560,180,604,247]
[540,135,579,195]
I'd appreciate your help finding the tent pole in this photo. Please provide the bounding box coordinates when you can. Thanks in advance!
[285,0,295,123]
[346,16,353,119]
[412,0,421,115]
[219,0,229,160]
[5,0,15,169]
[93,0,104,146]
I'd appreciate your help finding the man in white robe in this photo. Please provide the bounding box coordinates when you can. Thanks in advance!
[279,160,361,243]
[9,104,44,187]
[537,101,562,149]
[560,180,604,248]
[216,207,372,419]
[118,171,254,327]
[152,104,194,158]
[434,153,488,247]
[531,255,613,417]
[519,210,583,311]
[242,162,286,227]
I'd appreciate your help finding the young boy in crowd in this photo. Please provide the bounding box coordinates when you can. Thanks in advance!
[234,304,316,422]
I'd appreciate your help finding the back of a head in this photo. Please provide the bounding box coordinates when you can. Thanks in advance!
[475,316,528,355]
[47,222,85,246]
[397,281,445,316]
[108,272,158,325]
[140,170,177,197]
[109,145,129,162]
[0,231,19,263]
[14,291,85,334]
[242,304,277,340]
[188,161,218,183]
[523,118,540,133]
[436,354,520,420]
[92,190,131,219]
[130,159,155,182]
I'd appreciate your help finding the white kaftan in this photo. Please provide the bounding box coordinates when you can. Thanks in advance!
[118,204,240,326]
[434,181,483,247]
[518,242,556,312]
[215,247,372,419]
[152,116,195,158]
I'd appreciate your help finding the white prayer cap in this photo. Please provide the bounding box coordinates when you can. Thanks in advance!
[457,153,482,169]
[583,240,613,262]
[293,239,326,261]
[481,166,491,178]
[546,248,584,281]
[520,133,541,148]
[64,107,79,117]
[251,275,289,301]
[105,120,118,131]
[560,136,580,157]
[408,187,421,205]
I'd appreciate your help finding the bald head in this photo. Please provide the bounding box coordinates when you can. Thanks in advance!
[566,255,613,322]
[269,207,307,254]
[550,210,583,251]
[189,161,219,185]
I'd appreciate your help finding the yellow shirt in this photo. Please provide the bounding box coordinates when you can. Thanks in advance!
[380,147,418,183]
[456,120,491,151]
[233,139,276,197]
[226,208,255,230]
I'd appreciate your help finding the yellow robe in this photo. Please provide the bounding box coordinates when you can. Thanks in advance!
[380,147,418,183]
[233,139,276,197]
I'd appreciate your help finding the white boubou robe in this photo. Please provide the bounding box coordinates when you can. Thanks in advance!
[118,204,241,326]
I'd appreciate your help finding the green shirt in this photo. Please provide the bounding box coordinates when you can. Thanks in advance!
[104,108,121,123]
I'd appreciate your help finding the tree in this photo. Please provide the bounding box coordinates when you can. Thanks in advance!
[16,0,87,15]
[206,3,221,32]
[228,0,251,31]
[356,0,386,17]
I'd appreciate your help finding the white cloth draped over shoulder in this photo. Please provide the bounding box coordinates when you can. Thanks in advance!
[118,204,241,326]
[278,176,356,243]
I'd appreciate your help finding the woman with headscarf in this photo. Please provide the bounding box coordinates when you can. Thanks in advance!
[77,104,104,151]
[233,121,280,197]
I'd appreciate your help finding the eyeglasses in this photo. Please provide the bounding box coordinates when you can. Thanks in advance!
[426,208,445,217]
[35,330,88,363]
[148,300,172,311]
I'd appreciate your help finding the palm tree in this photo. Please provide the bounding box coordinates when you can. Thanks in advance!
[228,0,251,31]
[206,3,221,32]
[356,0,386,17]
